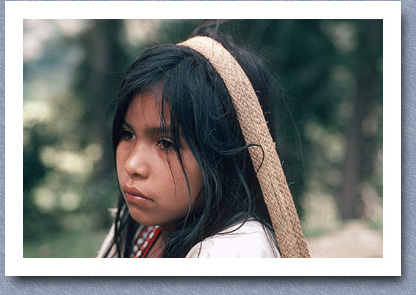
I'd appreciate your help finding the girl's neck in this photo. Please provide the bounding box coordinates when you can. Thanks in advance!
[147,227,170,258]
[146,235,165,258]
[160,227,174,244]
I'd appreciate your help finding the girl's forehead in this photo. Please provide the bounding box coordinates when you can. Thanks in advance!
[126,91,171,127]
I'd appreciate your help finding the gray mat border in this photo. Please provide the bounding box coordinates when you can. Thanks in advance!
[1,0,414,294]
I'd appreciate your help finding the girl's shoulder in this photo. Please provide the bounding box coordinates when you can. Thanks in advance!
[185,219,281,258]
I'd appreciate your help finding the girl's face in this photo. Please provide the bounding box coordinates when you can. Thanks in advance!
[116,91,204,230]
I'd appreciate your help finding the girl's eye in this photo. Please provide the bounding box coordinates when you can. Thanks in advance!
[121,129,134,141]
[157,139,175,150]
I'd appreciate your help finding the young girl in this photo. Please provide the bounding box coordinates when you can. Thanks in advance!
[97,27,309,258]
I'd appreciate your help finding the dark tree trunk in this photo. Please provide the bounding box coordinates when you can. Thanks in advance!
[338,21,381,220]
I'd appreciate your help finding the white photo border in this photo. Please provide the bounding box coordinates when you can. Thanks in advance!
[5,1,401,276]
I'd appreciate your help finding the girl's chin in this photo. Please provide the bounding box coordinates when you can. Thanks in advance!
[129,213,164,228]
[129,215,156,226]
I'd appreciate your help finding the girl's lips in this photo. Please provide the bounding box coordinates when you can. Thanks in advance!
[122,185,153,204]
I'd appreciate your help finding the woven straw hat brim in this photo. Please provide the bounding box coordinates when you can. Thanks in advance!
[179,36,310,258]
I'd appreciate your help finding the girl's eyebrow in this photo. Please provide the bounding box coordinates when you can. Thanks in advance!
[147,126,172,136]
[123,120,172,136]
[122,121,134,130]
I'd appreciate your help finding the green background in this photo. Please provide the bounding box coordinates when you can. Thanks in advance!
[23,19,383,258]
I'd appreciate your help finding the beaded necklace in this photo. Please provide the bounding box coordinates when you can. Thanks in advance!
[131,225,162,258]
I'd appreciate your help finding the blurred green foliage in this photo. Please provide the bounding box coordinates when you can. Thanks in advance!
[23,20,382,257]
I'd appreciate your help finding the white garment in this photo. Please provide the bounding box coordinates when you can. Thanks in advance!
[185,220,281,258]
[97,219,280,258]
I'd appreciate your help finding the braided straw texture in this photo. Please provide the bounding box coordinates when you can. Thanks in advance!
[180,36,310,258]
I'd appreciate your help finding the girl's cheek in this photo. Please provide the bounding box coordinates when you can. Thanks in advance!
[116,143,129,174]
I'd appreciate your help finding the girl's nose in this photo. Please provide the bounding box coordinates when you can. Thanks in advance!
[124,145,150,179]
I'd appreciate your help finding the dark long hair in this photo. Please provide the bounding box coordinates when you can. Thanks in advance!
[108,30,279,258]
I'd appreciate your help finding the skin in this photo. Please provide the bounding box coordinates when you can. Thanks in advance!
[116,91,204,255]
